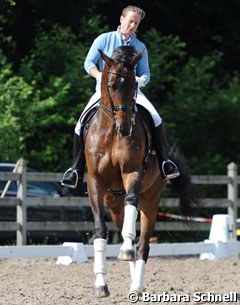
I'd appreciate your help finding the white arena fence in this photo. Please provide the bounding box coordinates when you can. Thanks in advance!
[0,159,239,249]
[0,239,239,263]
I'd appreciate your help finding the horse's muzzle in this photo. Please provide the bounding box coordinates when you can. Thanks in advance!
[115,119,133,137]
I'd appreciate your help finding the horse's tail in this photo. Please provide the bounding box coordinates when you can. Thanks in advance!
[169,148,201,217]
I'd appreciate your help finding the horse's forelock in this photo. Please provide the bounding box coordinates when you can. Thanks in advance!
[111,46,137,65]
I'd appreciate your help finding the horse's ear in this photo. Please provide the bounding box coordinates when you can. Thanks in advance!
[98,49,113,66]
[130,49,143,67]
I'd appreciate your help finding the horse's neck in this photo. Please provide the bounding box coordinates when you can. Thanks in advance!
[94,94,114,130]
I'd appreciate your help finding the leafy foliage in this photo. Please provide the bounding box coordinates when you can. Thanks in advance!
[143,28,186,103]
[0,51,34,161]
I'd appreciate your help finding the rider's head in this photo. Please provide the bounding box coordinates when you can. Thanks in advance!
[121,5,145,21]
[120,5,145,38]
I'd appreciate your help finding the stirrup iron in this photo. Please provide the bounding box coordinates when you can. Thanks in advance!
[61,168,79,189]
[162,160,180,180]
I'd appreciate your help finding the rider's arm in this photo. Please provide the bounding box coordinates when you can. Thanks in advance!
[84,34,106,80]
[135,45,150,88]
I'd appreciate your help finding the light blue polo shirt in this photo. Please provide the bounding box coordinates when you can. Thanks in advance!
[84,29,150,91]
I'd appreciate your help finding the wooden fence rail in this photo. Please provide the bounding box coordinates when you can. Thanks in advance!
[0,159,239,245]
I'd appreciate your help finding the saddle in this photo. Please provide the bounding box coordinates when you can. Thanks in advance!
[136,104,155,173]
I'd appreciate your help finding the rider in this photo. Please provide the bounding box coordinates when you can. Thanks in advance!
[61,5,180,188]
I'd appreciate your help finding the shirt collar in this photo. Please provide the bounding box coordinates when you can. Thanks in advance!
[117,26,136,44]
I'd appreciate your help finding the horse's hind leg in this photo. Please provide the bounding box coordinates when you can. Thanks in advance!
[129,215,158,294]
[128,232,151,294]
[129,180,162,294]
[129,259,145,294]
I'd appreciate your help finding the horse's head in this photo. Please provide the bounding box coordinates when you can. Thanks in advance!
[99,46,142,137]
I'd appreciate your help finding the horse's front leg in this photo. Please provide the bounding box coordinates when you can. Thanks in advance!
[118,204,138,260]
[93,237,110,298]
[118,171,141,261]
[88,177,110,298]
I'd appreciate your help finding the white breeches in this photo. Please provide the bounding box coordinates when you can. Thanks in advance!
[74,89,162,135]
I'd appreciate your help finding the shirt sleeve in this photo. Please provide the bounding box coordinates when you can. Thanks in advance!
[84,34,105,74]
[136,45,150,85]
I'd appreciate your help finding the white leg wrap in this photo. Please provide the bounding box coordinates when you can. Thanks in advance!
[94,238,107,286]
[121,205,138,240]
[129,261,136,282]
[130,259,145,293]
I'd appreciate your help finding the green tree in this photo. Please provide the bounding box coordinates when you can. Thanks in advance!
[143,28,186,104]
[0,19,108,171]
[0,50,35,161]
[18,25,90,170]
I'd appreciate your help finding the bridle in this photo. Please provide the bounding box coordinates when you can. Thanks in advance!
[100,64,137,135]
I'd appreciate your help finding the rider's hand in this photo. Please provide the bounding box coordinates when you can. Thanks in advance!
[96,72,102,82]
[136,76,147,88]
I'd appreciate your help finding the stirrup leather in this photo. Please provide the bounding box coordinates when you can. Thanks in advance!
[161,159,180,180]
[61,168,79,189]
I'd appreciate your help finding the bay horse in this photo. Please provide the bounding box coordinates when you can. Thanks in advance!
[84,46,199,297]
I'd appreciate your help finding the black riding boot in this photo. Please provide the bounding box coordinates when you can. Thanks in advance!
[154,124,180,180]
[61,131,85,188]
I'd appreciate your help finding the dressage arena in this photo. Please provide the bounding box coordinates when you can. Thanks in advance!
[0,256,239,305]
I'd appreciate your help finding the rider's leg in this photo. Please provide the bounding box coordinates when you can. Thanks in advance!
[136,90,180,180]
[61,131,85,188]
[61,91,100,188]
[153,123,180,179]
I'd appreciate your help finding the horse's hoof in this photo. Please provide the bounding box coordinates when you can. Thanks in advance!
[130,287,145,296]
[129,289,144,298]
[118,249,135,261]
[92,285,110,298]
